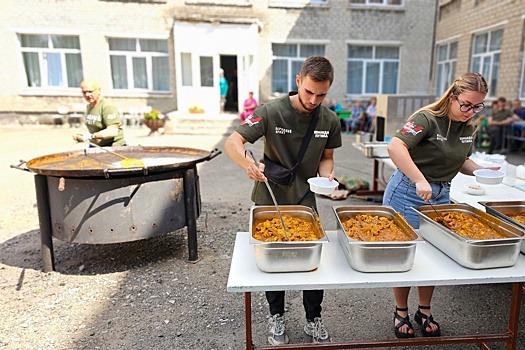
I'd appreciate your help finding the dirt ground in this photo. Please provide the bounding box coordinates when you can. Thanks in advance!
[1,123,524,350]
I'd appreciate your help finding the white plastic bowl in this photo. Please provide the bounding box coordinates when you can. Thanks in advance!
[307,177,339,195]
[473,169,506,185]
[464,183,486,196]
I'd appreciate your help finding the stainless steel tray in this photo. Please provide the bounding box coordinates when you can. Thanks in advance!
[249,205,327,273]
[333,205,420,272]
[413,203,523,269]
[361,142,389,158]
[479,200,525,255]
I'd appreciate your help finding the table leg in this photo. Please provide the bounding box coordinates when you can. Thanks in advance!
[506,282,523,350]
[354,159,384,200]
[245,292,253,350]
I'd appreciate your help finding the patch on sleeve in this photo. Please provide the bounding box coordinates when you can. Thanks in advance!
[242,115,262,126]
[400,120,424,136]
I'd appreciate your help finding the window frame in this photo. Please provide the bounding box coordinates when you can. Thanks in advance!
[346,43,400,96]
[108,37,170,93]
[19,33,83,90]
[270,42,327,94]
[470,28,503,98]
[434,40,458,97]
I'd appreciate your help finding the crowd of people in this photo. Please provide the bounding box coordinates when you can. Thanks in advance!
[473,96,525,154]
[324,97,377,135]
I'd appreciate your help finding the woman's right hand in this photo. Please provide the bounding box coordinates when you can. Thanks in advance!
[415,180,432,202]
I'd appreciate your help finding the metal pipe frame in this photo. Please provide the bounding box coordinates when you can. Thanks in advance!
[243,282,523,350]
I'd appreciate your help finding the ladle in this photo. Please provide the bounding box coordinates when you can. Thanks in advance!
[246,150,289,241]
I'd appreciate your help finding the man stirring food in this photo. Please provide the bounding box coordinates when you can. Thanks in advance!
[73,80,126,147]
[225,56,341,345]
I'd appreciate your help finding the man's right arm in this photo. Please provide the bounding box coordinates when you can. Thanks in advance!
[225,131,266,182]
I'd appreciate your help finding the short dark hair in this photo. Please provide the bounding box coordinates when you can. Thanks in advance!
[299,56,334,85]
[497,96,507,102]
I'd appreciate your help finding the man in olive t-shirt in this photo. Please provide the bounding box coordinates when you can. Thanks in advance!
[224,56,341,346]
[73,80,126,147]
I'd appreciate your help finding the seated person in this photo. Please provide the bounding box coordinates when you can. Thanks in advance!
[239,91,258,121]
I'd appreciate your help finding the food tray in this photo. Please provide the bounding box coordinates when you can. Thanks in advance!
[413,203,523,269]
[479,201,525,255]
[249,205,327,273]
[333,205,420,273]
[361,142,389,158]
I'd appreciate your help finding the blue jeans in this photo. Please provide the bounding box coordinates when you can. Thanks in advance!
[382,170,451,229]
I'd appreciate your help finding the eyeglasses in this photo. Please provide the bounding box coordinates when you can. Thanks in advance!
[455,96,484,113]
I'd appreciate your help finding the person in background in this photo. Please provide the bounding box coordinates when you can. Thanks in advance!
[239,91,258,121]
[383,72,492,339]
[72,79,125,147]
[510,99,525,150]
[224,56,341,345]
[487,97,520,154]
[365,97,377,132]
[349,101,364,133]
[219,69,229,113]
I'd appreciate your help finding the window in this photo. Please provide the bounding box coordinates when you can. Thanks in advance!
[271,43,325,93]
[199,56,213,87]
[435,41,457,96]
[349,0,403,5]
[109,38,169,92]
[20,34,83,88]
[471,29,503,97]
[346,44,399,95]
[269,0,327,7]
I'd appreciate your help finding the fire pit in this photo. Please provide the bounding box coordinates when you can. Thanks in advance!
[12,146,221,271]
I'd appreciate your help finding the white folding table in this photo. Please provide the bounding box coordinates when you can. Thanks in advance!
[227,230,525,350]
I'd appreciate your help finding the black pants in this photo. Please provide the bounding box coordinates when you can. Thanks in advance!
[266,290,324,321]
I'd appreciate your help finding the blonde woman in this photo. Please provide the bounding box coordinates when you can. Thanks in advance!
[383,72,490,338]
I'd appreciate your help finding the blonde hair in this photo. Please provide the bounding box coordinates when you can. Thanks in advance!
[412,72,488,119]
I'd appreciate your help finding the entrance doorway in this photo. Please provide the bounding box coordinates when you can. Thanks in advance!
[220,55,238,112]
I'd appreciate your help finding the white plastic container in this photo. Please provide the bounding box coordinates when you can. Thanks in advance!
[307,177,339,195]
[473,169,506,185]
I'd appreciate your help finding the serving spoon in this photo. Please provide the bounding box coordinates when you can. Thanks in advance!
[247,150,289,241]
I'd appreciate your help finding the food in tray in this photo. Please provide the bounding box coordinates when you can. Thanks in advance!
[252,215,322,242]
[341,214,411,242]
[434,211,505,240]
[509,213,525,224]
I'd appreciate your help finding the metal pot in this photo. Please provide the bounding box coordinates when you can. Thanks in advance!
[12,146,221,271]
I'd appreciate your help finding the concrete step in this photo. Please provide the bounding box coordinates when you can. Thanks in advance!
[165,111,240,135]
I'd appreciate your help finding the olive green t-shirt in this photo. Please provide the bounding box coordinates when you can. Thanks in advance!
[395,111,474,182]
[85,98,126,147]
[491,108,512,122]
[237,93,342,208]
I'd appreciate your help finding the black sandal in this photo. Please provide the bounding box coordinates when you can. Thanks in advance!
[394,307,415,339]
[414,305,441,337]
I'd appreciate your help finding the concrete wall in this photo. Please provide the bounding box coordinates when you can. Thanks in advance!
[0,0,437,121]
[435,0,525,101]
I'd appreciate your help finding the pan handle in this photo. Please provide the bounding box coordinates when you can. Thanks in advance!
[206,148,222,161]
[10,160,31,172]
[103,166,150,178]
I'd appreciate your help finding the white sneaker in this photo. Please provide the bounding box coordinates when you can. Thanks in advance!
[304,317,331,343]
[267,314,289,345]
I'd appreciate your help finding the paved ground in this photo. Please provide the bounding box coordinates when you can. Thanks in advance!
[1,117,524,349]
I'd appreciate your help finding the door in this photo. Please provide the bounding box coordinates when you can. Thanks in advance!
[174,21,258,115]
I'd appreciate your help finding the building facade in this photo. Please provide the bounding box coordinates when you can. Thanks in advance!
[0,0,437,120]
[434,0,525,102]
